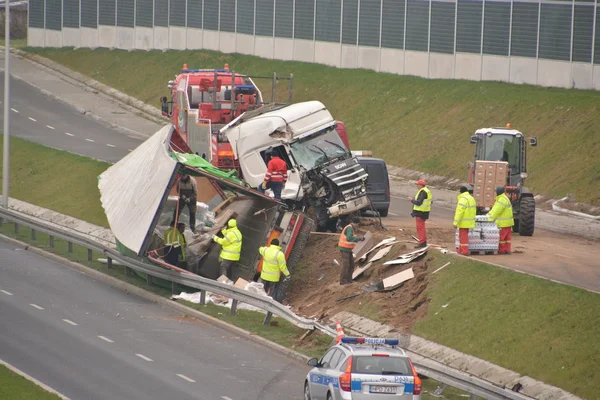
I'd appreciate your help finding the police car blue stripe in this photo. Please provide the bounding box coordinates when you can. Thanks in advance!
[309,373,339,388]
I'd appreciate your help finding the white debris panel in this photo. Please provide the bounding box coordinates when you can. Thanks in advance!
[98,124,178,255]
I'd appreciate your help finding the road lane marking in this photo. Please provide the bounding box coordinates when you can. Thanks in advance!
[29,304,44,310]
[10,108,18,113]
[388,212,399,216]
[98,336,114,343]
[0,290,13,296]
[176,374,196,383]
[28,117,37,122]
[65,132,74,137]
[106,144,116,148]
[128,149,133,152]
[46,125,55,130]
[135,354,153,362]
[222,397,233,400]
[85,139,95,142]
[62,319,78,326]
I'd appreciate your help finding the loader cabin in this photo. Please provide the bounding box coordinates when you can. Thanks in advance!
[469,125,537,187]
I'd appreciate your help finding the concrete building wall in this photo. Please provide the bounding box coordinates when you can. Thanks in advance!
[27,0,600,91]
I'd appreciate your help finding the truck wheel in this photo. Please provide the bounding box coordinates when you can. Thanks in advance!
[378,208,389,217]
[512,219,520,233]
[518,196,535,236]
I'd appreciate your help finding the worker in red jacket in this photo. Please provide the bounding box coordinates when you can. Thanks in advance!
[258,148,288,200]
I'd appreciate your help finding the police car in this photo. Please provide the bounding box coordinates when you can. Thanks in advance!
[304,337,422,400]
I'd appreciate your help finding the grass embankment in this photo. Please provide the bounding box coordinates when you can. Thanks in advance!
[25,47,600,206]
[2,137,599,398]
[0,365,62,400]
[0,135,109,227]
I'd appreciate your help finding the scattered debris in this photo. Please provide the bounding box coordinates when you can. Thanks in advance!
[432,262,452,274]
[368,245,394,263]
[383,247,429,266]
[353,231,374,260]
[358,237,397,262]
[352,262,373,280]
[410,235,419,242]
[336,293,360,302]
[360,267,415,292]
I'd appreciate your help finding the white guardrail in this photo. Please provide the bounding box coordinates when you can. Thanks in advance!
[0,207,533,400]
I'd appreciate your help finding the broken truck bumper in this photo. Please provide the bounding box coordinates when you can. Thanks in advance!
[327,195,370,218]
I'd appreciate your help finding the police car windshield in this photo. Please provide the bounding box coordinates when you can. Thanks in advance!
[353,356,411,375]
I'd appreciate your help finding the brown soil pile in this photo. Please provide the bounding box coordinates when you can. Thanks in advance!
[287,225,436,332]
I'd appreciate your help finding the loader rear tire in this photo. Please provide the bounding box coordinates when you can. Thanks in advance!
[518,196,535,237]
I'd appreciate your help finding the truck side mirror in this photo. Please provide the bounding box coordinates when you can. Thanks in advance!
[470,135,478,144]
[529,137,537,147]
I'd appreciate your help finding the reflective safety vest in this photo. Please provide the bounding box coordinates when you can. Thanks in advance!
[487,193,514,228]
[453,192,477,229]
[164,227,187,261]
[338,225,357,250]
[259,245,290,283]
[412,187,432,213]
[213,227,242,261]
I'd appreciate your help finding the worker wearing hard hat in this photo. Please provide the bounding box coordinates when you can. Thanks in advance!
[212,218,243,279]
[258,238,290,296]
[258,148,288,200]
[487,187,514,254]
[338,216,365,285]
[453,186,477,255]
[408,179,432,249]
[163,221,188,270]
[174,173,198,233]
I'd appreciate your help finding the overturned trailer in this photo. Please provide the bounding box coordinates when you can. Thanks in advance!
[97,124,313,297]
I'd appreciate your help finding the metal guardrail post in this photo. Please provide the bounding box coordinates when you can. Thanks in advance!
[87,249,92,261]
[49,235,54,248]
[68,242,73,253]
[172,281,177,294]
[14,222,18,233]
[107,257,113,269]
[146,274,153,285]
[263,311,273,326]
[0,217,3,227]
[126,267,134,277]
[200,290,206,305]
[230,299,238,315]
[31,229,36,240]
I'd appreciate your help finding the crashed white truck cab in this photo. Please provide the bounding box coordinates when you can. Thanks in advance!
[220,101,370,229]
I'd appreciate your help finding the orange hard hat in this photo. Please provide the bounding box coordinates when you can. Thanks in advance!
[416,179,426,186]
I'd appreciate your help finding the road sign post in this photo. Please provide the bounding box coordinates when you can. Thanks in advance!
[2,1,10,208]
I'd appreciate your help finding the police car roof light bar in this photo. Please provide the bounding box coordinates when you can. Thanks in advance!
[340,337,399,347]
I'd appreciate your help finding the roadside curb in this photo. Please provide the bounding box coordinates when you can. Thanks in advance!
[0,233,312,366]
[0,358,71,400]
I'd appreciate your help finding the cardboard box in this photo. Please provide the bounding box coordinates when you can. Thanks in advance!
[473,161,509,208]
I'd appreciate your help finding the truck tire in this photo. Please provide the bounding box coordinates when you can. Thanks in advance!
[378,208,389,217]
[271,216,315,303]
[518,196,535,237]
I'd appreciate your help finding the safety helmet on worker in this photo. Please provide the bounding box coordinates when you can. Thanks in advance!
[496,186,505,196]
[416,179,426,186]
[228,218,237,228]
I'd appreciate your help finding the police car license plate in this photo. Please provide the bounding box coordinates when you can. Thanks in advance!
[369,386,397,394]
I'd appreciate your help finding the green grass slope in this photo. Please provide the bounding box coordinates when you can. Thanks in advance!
[26,47,600,205]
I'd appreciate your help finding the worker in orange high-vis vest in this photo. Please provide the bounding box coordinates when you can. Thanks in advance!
[453,186,477,255]
[338,217,365,285]
[487,186,514,254]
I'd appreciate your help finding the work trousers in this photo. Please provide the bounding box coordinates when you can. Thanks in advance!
[173,197,197,233]
[164,246,182,268]
[499,227,512,254]
[219,258,235,280]
[259,278,278,296]
[258,181,284,200]
[415,217,427,244]
[457,228,469,255]
[339,250,354,285]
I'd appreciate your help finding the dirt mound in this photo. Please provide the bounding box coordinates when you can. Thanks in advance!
[287,226,434,331]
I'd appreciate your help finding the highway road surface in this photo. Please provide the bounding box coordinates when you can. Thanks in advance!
[0,239,308,400]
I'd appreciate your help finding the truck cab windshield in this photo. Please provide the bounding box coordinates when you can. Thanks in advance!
[290,129,349,170]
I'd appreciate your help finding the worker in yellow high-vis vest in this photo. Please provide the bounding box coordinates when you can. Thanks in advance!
[408,179,432,248]
[258,238,290,296]
[453,186,477,255]
[487,186,514,254]
[212,218,242,279]
[163,221,188,270]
